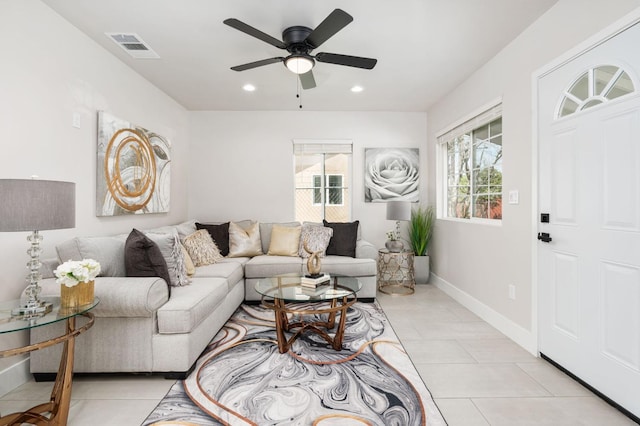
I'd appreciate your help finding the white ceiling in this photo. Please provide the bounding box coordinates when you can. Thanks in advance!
[41,0,558,112]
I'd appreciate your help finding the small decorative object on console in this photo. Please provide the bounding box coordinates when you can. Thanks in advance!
[385,230,404,253]
[303,240,323,276]
[54,259,101,308]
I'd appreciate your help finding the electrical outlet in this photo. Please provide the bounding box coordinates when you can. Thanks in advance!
[508,284,516,300]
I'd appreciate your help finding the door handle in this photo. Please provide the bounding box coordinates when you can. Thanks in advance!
[537,232,552,243]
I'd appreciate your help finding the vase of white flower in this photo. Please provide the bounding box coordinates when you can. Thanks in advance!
[385,230,404,252]
[54,259,101,308]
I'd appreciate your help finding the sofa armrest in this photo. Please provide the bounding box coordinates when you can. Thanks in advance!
[356,239,377,260]
[38,276,169,318]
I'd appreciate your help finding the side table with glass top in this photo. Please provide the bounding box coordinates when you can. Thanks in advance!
[377,249,416,295]
[0,297,98,426]
[255,274,361,353]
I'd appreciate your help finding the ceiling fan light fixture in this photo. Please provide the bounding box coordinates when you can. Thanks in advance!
[285,55,314,74]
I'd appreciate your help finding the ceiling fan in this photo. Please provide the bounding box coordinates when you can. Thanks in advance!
[223,9,377,90]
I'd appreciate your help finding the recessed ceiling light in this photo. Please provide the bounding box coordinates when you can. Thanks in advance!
[351,85,364,93]
[243,84,256,92]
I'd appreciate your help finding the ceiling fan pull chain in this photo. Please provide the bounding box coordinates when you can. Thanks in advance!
[297,76,303,109]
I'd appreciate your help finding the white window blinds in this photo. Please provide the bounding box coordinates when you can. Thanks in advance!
[436,103,502,144]
[293,140,353,154]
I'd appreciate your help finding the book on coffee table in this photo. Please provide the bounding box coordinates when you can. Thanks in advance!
[301,285,330,297]
[301,274,331,288]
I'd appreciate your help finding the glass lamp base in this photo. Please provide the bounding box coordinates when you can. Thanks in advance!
[11,300,53,318]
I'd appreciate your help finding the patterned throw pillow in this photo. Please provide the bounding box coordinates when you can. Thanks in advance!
[228,221,263,258]
[183,229,223,266]
[298,224,333,258]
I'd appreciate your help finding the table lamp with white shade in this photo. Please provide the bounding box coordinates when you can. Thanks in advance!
[385,200,411,252]
[0,178,75,317]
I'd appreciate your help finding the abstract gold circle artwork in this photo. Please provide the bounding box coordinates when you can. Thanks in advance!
[97,111,171,216]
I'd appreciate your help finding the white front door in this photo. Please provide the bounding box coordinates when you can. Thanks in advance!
[537,21,640,418]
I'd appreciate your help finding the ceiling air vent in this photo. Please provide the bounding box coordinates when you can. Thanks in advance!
[105,33,159,59]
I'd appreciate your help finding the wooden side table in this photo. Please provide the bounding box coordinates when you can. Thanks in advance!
[377,249,416,295]
[0,297,98,426]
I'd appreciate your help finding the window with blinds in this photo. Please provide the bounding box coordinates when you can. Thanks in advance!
[293,140,352,222]
[437,103,503,221]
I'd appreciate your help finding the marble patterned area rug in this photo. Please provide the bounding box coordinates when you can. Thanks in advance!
[143,302,446,426]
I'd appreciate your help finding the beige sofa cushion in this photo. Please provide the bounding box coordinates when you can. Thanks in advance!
[195,262,244,292]
[244,255,303,279]
[157,277,228,334]
[305,256,376,277]
[56,236,126,277]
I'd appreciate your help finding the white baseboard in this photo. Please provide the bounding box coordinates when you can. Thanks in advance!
[0,357,31,398]
[430,273,538,355]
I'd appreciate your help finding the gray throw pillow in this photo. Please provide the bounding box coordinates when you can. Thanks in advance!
[125,229,172,292]
[145,230,190,287]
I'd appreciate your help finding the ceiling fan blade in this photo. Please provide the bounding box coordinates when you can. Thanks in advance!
[315,52,377,69]
[223,18,286,49]
[305,9,353,49]
[299,71,316,90]
[231,57,284,71]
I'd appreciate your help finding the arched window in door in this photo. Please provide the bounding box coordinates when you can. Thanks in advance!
[556,65,635,119]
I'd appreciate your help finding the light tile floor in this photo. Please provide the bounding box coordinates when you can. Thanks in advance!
[1,285,636,425]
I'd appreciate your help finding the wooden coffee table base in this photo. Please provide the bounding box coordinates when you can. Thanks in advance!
[268,296,357,353]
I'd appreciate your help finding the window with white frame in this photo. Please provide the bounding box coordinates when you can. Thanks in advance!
[556,65,635,119]
[312,174,344,206]
[438,103,503,220]
[294,141,351,222]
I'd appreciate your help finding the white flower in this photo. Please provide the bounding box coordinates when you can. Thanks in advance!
[54,259,101,287]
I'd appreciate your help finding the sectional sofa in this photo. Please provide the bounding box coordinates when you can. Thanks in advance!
[30,219,377,380]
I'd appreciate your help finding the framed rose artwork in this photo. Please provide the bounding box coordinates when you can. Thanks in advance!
[364,148,419,202]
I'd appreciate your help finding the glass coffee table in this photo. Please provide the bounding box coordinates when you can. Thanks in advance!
[0,297,99,426]
[255,274,361,353]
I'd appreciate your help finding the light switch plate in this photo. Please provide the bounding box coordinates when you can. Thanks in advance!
[72,113,81,129]
[508,190,519,205]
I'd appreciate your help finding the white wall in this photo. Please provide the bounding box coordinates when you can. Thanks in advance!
[188,111,427,249]
[426,0,640,348]
[0,0,189,382]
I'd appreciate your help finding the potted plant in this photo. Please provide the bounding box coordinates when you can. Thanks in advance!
[409,205,434,283]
